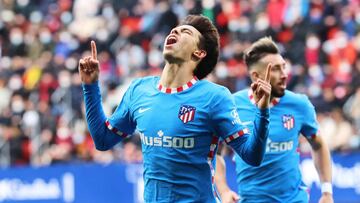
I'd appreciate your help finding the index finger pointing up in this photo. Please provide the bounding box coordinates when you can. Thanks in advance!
[265,63,272,82]
[91,40,97,60]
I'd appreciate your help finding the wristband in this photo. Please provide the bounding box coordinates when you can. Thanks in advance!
[321,182,333,194]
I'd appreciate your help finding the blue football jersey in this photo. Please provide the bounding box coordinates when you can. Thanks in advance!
[107,76,247,202]
[233,89,318,203]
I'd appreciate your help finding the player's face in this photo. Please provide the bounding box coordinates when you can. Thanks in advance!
[259,54,288,97]
[163,25,202,63]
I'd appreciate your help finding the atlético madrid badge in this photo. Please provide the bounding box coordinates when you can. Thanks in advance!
[282,114,294,130]
[178,105,196,124]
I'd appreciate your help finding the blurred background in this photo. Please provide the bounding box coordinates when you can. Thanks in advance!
[0,0,360,202]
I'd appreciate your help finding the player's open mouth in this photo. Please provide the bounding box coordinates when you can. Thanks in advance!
[166,35,177,45]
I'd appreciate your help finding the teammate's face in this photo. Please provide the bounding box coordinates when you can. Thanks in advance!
[258,54,287,97]
[163,25,203,63]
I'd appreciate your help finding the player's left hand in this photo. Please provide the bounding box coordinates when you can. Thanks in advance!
[319,193,334,203]
[251,63,272,109]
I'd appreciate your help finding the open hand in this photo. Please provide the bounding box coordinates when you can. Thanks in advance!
[78,41,100,84]
[251,63,272,109]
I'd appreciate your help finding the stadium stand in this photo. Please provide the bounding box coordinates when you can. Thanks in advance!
[0,0,359,176]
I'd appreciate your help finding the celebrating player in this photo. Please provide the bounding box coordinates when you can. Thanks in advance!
[79,15,271,202]
[215,37,333,203]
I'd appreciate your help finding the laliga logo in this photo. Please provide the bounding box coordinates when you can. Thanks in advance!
[231,109,241,125]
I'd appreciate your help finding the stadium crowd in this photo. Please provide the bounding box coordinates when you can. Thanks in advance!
[0,0,360,167]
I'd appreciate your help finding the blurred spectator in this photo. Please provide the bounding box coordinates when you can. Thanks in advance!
[0,77,11,113]
[1,0,360,167]
[118,134,143,164]
[318,108,355,151]
[344,87,360,137]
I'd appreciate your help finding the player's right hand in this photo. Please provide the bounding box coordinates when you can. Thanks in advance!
[319,193,334,203]
[220,190,240,203]
[78,40,100,84]
[251,63,272,109]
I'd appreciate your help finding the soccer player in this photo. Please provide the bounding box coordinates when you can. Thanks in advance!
[79,15,272,202]
[215,37,333,203]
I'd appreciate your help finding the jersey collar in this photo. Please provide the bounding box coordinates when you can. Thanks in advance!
[158,76,199,94]
[248,89,280,108]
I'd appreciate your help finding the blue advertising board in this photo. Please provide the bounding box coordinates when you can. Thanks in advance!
[0,163,143,203]
[0,152,359,203]
[224,152,360,203]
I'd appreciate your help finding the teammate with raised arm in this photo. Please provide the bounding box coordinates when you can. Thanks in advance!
[79,15,272,202]
[215,37,333,203]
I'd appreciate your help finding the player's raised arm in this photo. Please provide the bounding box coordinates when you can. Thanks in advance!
[80,41,132,151]
[222,51,273,166]
[211,68,272,203]
[227,105,270,166]
[232,67,271,166]
[214,66,271,166]
[210,86,270,166]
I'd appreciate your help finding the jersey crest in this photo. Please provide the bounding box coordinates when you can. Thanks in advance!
[282,114,295,130]
[178,105,196,124]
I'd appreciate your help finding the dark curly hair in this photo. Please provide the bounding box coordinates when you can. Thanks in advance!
[180,15,220,79]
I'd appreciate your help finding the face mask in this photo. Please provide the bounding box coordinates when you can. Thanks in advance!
[202,0,215,9]
[65,57,78,70]
[0,57,11,69]
[335,34,347,49]
[255,15,269,31]
[103,5,115,19]
[238,18,251,33]
[11,98,24,113]
[30,11,43,23]
[96,28,110,42]
[356,13,360,24]
[17,0,30,7]
[57,126,70,140]
[1,10,15,23]
[306,36,320,49]
[148,48,163,67]
[10,29,23,45]
[39,30,52,44]
[8,75,23,90]
[59,71,71,88]
[60,11,72,24]
[215,63,228,79]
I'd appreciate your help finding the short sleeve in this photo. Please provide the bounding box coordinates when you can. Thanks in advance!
[300,95,318,138]
[107,80,139,134]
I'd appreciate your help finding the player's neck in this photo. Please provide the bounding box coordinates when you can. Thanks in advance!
[160,62,195,88]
